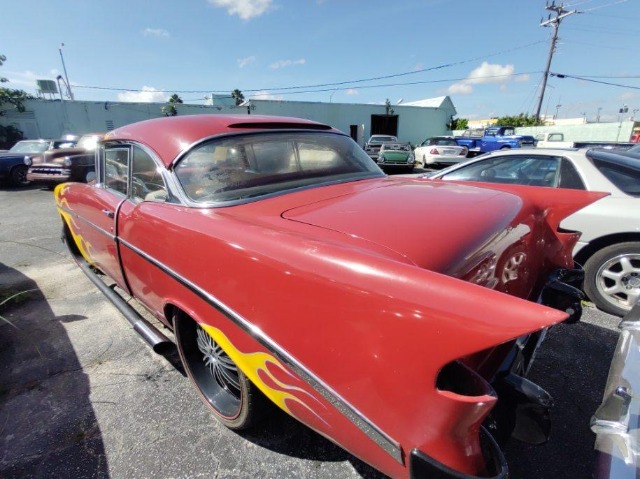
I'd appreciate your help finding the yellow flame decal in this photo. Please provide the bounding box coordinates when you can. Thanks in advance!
[54,184,95,264]
[200,324,327,424]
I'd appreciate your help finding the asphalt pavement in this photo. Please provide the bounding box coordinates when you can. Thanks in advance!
[0,184,621,479]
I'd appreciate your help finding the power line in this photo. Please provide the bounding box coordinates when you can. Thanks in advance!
[77,72,543,100]
[550,72,640,90]
[72,41,546,96]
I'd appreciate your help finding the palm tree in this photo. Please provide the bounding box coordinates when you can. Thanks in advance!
[231,89,245,106]
[162,94,183,116]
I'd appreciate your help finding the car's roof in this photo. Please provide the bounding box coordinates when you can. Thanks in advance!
[429,147,640,195]
[103,114,338,167]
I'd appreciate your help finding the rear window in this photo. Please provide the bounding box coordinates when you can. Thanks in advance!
[589,153,640,196]
[175,131,383,203]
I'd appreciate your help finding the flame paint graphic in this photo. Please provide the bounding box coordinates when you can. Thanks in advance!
[54,184,95,264]
[200,324,327,425]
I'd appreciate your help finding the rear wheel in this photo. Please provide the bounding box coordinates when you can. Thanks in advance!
[584,242,640,317]
[10,165,29,186]
[499,146,511,150]
[174,312,263,429]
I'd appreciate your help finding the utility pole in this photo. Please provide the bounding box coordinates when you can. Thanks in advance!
[534,2,577,122]
[58,43,74,100]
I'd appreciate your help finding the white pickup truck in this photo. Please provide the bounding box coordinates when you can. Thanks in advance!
[535,132,574,148]
[536,132,634,150]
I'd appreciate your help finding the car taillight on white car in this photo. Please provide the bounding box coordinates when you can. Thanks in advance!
[430,148,440,155]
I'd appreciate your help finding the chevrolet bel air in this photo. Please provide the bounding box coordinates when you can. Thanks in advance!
[55,114,604,479]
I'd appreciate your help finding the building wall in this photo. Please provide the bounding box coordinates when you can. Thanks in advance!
[516,122,638,142]
[1,98,456,147]
[453,121,638,143]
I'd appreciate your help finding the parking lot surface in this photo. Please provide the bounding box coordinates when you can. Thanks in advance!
[0,185,620,479]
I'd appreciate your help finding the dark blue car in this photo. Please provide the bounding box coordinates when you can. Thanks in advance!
[0,139,75,186]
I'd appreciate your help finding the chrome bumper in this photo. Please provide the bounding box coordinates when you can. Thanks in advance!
[591,299,640,479]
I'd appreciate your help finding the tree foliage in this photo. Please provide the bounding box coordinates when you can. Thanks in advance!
[494,113,544,127]
[0,54,32,117]
[231,89,245,106]
[161,93,183,117]
[0,54,29,149]
[448,117,469,130]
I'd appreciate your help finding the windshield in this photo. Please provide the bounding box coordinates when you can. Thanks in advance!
[429,138,457,146]
[175,132,384,203]
[9,141,50,154]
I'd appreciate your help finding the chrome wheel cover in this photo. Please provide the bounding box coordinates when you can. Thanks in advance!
[196,326,241,399]
[596,253,640,312]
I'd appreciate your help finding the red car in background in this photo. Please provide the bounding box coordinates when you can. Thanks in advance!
[55,114,604,479]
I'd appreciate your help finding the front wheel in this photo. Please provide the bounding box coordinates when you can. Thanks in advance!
[584,242,640,316]
[174,312,264,429]
[10,165,29,186]
[499,145,511,150]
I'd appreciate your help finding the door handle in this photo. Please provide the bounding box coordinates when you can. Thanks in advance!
[102,209,115,218]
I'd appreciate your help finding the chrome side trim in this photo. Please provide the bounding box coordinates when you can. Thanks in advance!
[59,205,116,241]
[119,237,404,464]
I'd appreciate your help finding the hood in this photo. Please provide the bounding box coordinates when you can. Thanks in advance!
[43,147,89,161]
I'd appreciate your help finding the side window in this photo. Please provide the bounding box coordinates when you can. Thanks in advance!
[131,146,167,203]
[104,147,130,195]
[558,158,586,190]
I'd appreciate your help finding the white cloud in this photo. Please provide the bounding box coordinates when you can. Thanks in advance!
[269,58,306,69]
[117,86,167,103]
[447,62,520,95]
[447,82,473,95]
[252,90,283,100]
[208,0,272,20]
[238,56,256,68]
[143,28,170,38]
[345,89,358,95]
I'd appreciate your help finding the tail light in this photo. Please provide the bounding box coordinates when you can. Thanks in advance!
[430,148,440,155]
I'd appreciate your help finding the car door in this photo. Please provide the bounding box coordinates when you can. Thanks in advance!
[74,144,131,291]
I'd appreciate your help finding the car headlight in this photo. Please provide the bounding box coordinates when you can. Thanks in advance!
[63,157,72,167]
[23,156,32,166]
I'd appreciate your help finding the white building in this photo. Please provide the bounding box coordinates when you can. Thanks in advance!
[1,96,458,147]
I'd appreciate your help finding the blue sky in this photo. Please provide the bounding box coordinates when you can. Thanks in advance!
[2,0,638,122]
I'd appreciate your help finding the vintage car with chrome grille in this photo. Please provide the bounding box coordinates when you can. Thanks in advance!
[55,114,604,479]
[27,133,102,186]
[0,138,76,186]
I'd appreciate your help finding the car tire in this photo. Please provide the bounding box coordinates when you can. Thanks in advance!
[583,242,640,317]
[10,165,29,187]
[499,146,511,150]
[174,311,264,430]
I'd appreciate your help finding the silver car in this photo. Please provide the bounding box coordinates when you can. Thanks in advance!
[426,147,640,317]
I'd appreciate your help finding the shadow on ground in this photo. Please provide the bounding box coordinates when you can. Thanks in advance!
[0,262,110,479]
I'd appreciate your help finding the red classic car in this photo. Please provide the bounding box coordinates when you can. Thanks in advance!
[55,114,604,479]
